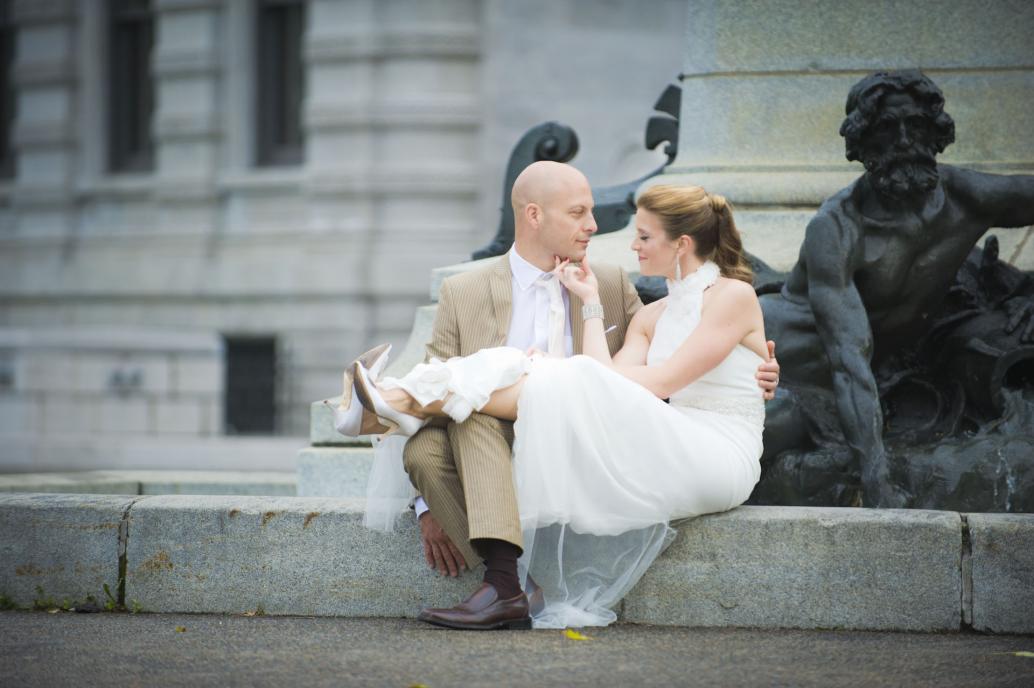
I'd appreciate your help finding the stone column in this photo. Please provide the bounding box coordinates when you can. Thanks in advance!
[653,0,1034,271]
[152,0,222,233]
[303,0,482,297]
[8,0,78,236]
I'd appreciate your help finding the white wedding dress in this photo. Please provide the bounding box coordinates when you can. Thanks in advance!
[364,261,764,628]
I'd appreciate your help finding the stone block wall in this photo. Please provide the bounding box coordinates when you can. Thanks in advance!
[0,327,223,441]
[0,0,487,435]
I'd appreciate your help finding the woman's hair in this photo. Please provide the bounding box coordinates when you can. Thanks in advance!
[636,184,753,284]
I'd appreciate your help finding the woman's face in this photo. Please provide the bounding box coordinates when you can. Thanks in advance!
[631,208,679,278]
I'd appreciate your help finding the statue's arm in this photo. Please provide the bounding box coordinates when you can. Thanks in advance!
[950,167,1034,228]
[804,215,892,505]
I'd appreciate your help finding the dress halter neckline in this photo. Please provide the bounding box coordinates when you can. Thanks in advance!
[665,261,720,315]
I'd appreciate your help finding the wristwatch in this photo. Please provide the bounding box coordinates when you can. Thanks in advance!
[581,303,604,321]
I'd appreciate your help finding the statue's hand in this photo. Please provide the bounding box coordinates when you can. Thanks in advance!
[1004,297,1034,343]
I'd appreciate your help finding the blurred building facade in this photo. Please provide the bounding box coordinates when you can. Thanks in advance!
[0,0,684,456]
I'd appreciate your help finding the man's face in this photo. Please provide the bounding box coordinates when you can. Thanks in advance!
[860,91,940,201]
[537,178,598,261]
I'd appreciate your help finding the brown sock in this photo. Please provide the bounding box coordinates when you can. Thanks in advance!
[472,538,523,600]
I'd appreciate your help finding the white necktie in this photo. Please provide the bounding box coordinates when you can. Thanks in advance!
[534,273,566,357]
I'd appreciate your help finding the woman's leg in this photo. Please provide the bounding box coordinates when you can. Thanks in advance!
[380,375,527,422]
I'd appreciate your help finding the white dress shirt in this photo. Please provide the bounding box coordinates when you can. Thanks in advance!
[505,246,574,356]
[415,245,573,520]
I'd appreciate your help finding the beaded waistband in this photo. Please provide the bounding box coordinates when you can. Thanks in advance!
[671,394,766,428]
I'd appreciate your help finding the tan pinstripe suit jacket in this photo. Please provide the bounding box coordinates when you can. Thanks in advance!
[428,255,643,360]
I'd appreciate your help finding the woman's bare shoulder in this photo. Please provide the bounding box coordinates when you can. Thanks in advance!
[709,276,759,306]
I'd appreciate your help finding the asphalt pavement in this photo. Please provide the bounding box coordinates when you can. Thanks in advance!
[2,610,1033,687]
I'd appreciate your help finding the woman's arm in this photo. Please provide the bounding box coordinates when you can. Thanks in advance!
[614,281,761,399]
[611,305,654,366]
[555,257,615,364]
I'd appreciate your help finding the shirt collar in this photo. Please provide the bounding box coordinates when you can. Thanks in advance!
[508,245,549,291]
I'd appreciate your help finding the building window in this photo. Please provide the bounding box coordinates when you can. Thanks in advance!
[255,0,305,166]
[0,0,15,179]
[224,337,277,434]
[108,0,154,173]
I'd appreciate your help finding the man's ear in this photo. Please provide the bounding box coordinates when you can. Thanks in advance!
[525,202,542,229]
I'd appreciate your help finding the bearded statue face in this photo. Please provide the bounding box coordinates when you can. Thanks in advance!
[858,91,941,202]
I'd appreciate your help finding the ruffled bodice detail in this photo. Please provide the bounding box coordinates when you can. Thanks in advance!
[646,261,765,428]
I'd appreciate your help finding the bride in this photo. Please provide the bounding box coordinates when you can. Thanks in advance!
[341,184,765,629]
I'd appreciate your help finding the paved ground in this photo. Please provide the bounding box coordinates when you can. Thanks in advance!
[1,610,1033,687]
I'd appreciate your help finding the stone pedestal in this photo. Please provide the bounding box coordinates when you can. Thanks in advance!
[649,0,1034,270]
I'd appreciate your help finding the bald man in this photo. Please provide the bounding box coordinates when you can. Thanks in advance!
[404,162,779,630]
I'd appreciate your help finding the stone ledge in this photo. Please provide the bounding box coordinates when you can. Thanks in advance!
[4,494,1030,631]
[967,513,1034,634]
[0,470,297,496]
[0,493,141,608]
[624,506,962,631]
[124,495,475,617]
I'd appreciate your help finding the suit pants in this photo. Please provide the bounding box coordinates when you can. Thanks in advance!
[403,412,521,568]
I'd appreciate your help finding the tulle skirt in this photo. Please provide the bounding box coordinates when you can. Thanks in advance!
[512,355,762,628]
[364,349,763,628]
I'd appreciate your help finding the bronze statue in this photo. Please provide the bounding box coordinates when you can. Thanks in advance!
[758,70,1034,508]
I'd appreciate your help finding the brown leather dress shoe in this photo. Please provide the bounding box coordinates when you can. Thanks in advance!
[417,583,532,630]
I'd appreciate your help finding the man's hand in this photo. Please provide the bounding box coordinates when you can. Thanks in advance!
[418,511,468,577]
[755,340,780,401]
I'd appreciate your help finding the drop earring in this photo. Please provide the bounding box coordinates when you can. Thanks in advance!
[674,254,682,282]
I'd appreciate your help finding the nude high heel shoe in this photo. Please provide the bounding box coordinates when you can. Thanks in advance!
[332,344,392,437]
[352,359,428,438]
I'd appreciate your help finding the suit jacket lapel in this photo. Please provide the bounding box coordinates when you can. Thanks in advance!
[489,256,512,346]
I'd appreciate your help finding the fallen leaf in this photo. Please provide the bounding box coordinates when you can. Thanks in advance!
[408,684,430,688]
[47,608,60,614]
[243,611,257,617]
[564,629,591,641]
[1011,651,1034,658]
[175,626,187,633]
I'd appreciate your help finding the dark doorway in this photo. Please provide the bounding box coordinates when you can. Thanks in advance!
[224,336,277,434]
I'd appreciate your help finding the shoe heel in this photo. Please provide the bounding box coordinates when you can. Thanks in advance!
[502,617,532,630]
[353,361,426,438]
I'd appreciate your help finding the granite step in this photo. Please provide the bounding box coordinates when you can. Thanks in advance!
[2,493,1031,634]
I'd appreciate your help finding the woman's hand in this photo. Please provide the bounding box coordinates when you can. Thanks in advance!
[554,255,600,303]
[525,346,547,359]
